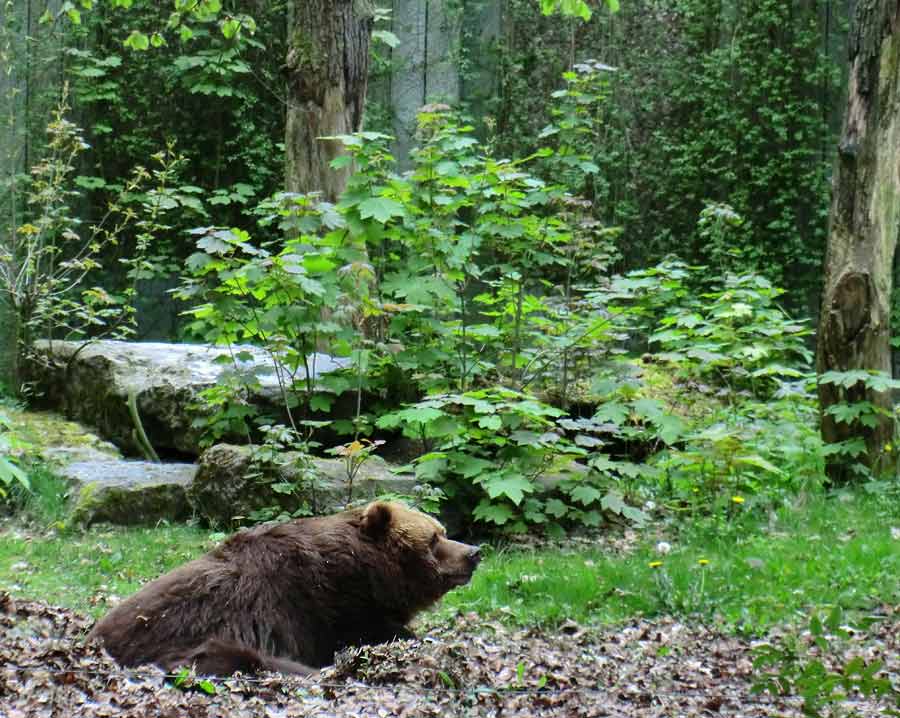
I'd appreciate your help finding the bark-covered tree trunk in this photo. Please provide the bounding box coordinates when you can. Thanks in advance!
[284,0,373,202]
[816,0,900,483]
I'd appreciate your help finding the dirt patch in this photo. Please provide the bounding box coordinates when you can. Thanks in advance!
[1,593,896,717]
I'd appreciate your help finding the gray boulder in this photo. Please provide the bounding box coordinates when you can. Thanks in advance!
[14,407,189,527]
[189,444,418,527]
[60,460,197,527]
[29,340,347,458]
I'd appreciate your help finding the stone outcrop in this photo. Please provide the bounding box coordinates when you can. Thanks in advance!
[7,406,192,527]
[15,405,416,527]
[189,444,418,527]
[29,340,347,458]
[60,460,197,527]
[20,346,421,528]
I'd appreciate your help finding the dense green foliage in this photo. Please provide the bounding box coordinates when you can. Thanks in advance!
[3,0,885,535]
[3,0,847,317]
[19,1,287,277]
[488,0,844,310]
[170,84,840,533]
[753,606,899,717]
[67,2,284,207]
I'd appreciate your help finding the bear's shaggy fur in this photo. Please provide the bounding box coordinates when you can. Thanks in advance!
[88,501,481,675]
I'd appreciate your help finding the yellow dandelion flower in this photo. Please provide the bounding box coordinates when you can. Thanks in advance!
[648,561,663,568]
[698,559,710,566]
[731,496,745,504]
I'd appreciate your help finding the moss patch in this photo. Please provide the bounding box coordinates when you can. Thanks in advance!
[7,407,120,460]
[70,481,191,528]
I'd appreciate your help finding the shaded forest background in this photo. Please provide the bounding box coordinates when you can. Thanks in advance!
[1,0,850,345]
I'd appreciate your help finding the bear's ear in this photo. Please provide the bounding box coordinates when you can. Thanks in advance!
[360,501,393,539]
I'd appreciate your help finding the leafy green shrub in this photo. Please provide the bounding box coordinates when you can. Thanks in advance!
[63,1,284,237]
[579,257,826,511]
[175,192,370,445]
[169,72,830,535]
[0,97,152,391]
[377,387,649,533]
[656,401,821,514]
[817,370,900,482]
[175,78,620,451]
[648,272,812,397]
[491,0,840,310]
[326,102,626,410]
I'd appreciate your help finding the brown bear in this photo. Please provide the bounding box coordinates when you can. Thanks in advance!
[88,501,481,676]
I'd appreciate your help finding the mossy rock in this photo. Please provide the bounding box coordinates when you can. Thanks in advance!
[7,407,121,465]
[28,340,349,458]
[62,461,197,527]
[190,444,418,527]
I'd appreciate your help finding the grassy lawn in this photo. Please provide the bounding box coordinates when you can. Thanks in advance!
[437,491,900,631]
[0,524,211,617]
[1,491,898,632]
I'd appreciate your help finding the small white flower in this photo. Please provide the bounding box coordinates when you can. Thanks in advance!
[644,501,657,511]
[891,527,900,541]
[656,541,672,555]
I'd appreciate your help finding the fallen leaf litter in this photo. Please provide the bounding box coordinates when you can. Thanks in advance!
[1,592,897,717]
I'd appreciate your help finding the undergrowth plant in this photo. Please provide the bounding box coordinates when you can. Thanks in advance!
[171,64,841,535]
[0,94,150,393]
[241,423,322,523]
[0,410,29,499]
[175,191,369,447]
[646,270,813,398]
[752,606,899,717]
[377,387,652,534]
[817,370,900,483]
[330,102,618,402]
[172,84,631,529]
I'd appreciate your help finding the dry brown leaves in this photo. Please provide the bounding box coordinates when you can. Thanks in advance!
[1,592,897,717]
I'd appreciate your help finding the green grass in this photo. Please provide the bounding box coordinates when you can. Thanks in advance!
[9,465,71,524]
[1,491,898,632]
[434,490,900,632]
[0,524,211,617]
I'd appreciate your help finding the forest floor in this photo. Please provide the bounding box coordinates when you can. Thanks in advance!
[2,592,898,718]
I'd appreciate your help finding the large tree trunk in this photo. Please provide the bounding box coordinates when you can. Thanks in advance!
[284,0,373,202]
[816,0,900,483]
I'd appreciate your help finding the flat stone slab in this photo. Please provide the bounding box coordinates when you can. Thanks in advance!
[29,340,347,457]
[60,460,197,527]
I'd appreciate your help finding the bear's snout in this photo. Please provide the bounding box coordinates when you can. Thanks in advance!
[467,546,481,567]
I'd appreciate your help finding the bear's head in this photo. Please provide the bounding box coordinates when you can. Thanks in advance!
[360,501,481,607]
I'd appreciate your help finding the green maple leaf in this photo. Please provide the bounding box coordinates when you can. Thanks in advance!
[473,501,515,525]
[358,197,405,224]
[484,475,533,505]
[570,485,602,506]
